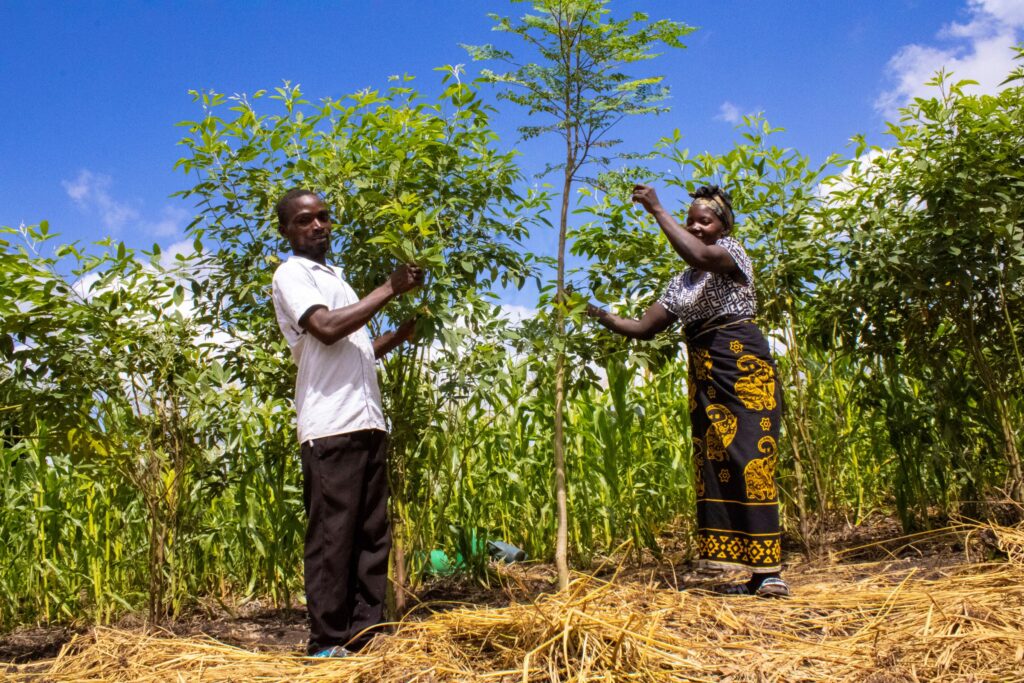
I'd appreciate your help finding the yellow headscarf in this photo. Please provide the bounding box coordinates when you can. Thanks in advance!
[691,195,734,232]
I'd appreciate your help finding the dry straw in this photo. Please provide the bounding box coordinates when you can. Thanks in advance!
[9,522,1024,682]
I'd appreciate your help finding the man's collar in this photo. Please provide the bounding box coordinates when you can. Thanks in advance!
[288,254,337,273]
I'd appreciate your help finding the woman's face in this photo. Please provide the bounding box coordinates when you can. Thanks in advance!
[685,203,727,245]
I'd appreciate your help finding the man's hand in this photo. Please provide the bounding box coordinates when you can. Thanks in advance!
[390,264,425,296]
[373,316,420,359]
[631,184,663,215]
[394,316,419,344]
[302,264,424,347]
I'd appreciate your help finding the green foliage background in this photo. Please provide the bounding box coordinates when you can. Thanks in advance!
[2,25,1023,631]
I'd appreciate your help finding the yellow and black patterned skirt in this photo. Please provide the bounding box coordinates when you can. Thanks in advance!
[686,316,782,572]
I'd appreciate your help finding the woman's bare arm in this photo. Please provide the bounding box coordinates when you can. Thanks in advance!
[587,301,676,340]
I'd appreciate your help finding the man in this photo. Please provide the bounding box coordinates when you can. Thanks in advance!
[271,188,424,657]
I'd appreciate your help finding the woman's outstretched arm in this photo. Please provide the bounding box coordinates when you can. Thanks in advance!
[632,185,737,275]
[587,301,676,340]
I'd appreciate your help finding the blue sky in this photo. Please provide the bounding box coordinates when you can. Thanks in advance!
[2,0,1022,307]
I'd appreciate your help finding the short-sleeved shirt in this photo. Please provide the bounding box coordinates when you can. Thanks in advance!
[658,236,757,326]
[272,255,386,444]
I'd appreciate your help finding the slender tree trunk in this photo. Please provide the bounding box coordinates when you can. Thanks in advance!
[552,164,572,590]
[387,345,418,617]
[782,411,812,558]
[995,398,1024,502]
[995,276,1024,502]
[778,324,812,557]
[138,447,168,624]
[964,303,1023,502]
[783,318,826,554]
[392,518,408,614]
[147,507,166,623]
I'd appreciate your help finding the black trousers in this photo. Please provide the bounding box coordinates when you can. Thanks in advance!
[300,429,391,653]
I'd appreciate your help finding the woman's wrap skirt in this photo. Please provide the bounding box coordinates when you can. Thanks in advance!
[685,315,783,572]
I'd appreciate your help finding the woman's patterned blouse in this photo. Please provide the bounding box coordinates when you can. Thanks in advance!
[657,236,757,325]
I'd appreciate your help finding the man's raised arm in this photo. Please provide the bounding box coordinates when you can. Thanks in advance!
[302,264,424,346]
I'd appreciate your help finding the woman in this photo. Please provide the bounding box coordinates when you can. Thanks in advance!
[587,184,787,597]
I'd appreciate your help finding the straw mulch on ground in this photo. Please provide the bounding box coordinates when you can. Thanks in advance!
[8,522,1024,682]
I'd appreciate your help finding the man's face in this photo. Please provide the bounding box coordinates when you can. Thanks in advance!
[280,194,332,260]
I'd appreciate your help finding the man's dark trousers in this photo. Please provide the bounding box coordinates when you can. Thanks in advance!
[301,429,390,654]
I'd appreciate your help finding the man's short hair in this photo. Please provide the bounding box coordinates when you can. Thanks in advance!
[276,188,319,231]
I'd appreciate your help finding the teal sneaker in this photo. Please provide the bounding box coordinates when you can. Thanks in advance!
[310,645,353,658]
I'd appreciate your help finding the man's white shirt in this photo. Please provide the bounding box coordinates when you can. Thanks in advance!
[272,255,387,444]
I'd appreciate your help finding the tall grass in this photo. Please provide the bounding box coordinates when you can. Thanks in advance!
[0,325,699,628]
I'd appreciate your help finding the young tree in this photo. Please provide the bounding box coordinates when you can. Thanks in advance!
[464,0,692,588]
[1,226,226,621]
[174,73,545,609]
[821,60,1024,507]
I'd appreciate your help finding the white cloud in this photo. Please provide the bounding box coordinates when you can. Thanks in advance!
[498,304,537,325]
[715,101,743,124]
[963,0,1024,29]
[816,148,893,200]
[159,238,197,268]
[70,272,103,300]
[62,169,190,238]
[146,205,191,238]
[876,0,1024,117]
[62,175,91,202]
[62,170,140,233]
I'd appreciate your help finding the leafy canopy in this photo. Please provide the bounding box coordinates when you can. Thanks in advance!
[463,0,693,176]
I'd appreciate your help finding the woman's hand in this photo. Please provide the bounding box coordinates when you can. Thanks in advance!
[631,184,663,214]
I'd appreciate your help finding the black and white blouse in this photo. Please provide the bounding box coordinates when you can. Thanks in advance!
[657,236,757,325]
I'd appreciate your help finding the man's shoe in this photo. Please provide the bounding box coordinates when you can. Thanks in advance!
[310,645,353,658]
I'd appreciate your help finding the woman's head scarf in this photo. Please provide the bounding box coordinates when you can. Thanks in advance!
[689,187,734,233]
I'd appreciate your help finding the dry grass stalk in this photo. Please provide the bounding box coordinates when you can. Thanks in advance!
[8,521,1024,682]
